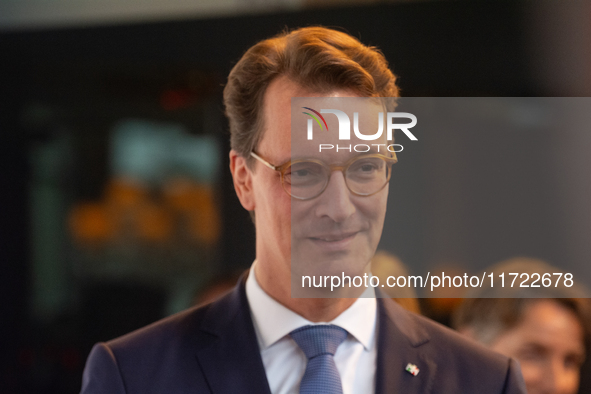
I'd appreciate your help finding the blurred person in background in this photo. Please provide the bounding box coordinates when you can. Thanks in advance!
[453,257,590,394]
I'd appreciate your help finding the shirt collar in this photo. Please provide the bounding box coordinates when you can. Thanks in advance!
[245,261,377,351]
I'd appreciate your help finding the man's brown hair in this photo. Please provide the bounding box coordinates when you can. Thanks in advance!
[223,26,399,166]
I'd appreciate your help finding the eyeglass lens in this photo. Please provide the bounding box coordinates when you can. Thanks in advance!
[284,156,389,199]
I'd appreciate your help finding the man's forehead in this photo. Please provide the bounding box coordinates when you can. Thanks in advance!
[263,75,373,114]
[259,77,380,158]
[290,96,387,159]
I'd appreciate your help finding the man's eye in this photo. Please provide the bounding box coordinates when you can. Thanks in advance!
[293,169,312,177]
[289,163,323,177]
[359,164,377,172]
[350,159,383,174]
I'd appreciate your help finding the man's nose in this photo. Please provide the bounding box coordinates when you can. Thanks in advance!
[314,171,355,222]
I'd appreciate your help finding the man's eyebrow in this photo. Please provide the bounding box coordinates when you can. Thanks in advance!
[355,149,395,158]
[277,156,293,164]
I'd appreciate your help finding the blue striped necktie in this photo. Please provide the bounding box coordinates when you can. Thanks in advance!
[290,325,348,394]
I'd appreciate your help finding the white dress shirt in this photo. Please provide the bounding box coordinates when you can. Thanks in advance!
[245,262,378,394]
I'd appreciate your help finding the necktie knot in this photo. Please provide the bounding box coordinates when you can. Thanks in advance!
[290,325,348,393]
[290,325,348,359]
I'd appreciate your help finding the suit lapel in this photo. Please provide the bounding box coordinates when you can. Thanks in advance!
[194,277,272,394]
[193,279,436,394]
[375,298,436,394]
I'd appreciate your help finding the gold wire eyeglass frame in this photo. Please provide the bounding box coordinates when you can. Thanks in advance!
[250,151,398,200]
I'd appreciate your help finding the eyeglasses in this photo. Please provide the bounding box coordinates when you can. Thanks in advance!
[250,151,398,200]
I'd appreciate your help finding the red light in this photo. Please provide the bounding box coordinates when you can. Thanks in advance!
[160,89,193,110]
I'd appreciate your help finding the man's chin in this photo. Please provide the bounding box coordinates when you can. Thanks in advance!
[292,255,367,275]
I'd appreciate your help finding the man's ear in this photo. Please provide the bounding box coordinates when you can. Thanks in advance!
[229,150,255,211]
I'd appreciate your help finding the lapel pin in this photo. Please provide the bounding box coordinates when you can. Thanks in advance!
[405,363,420,376]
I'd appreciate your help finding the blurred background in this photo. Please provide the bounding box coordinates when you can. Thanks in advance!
[1,0,591,392]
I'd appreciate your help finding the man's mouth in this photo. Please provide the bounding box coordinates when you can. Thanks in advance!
[309,232,358,243]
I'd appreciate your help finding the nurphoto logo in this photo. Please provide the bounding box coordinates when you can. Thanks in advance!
[302,107,418,153]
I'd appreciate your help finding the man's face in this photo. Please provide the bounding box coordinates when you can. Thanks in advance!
[245,76,389,294]
[490,300,585,394]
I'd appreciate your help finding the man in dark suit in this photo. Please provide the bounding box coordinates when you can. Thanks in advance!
[81,26,526,394]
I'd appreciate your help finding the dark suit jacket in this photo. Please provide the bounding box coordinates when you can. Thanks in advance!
[81,277,526,393]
